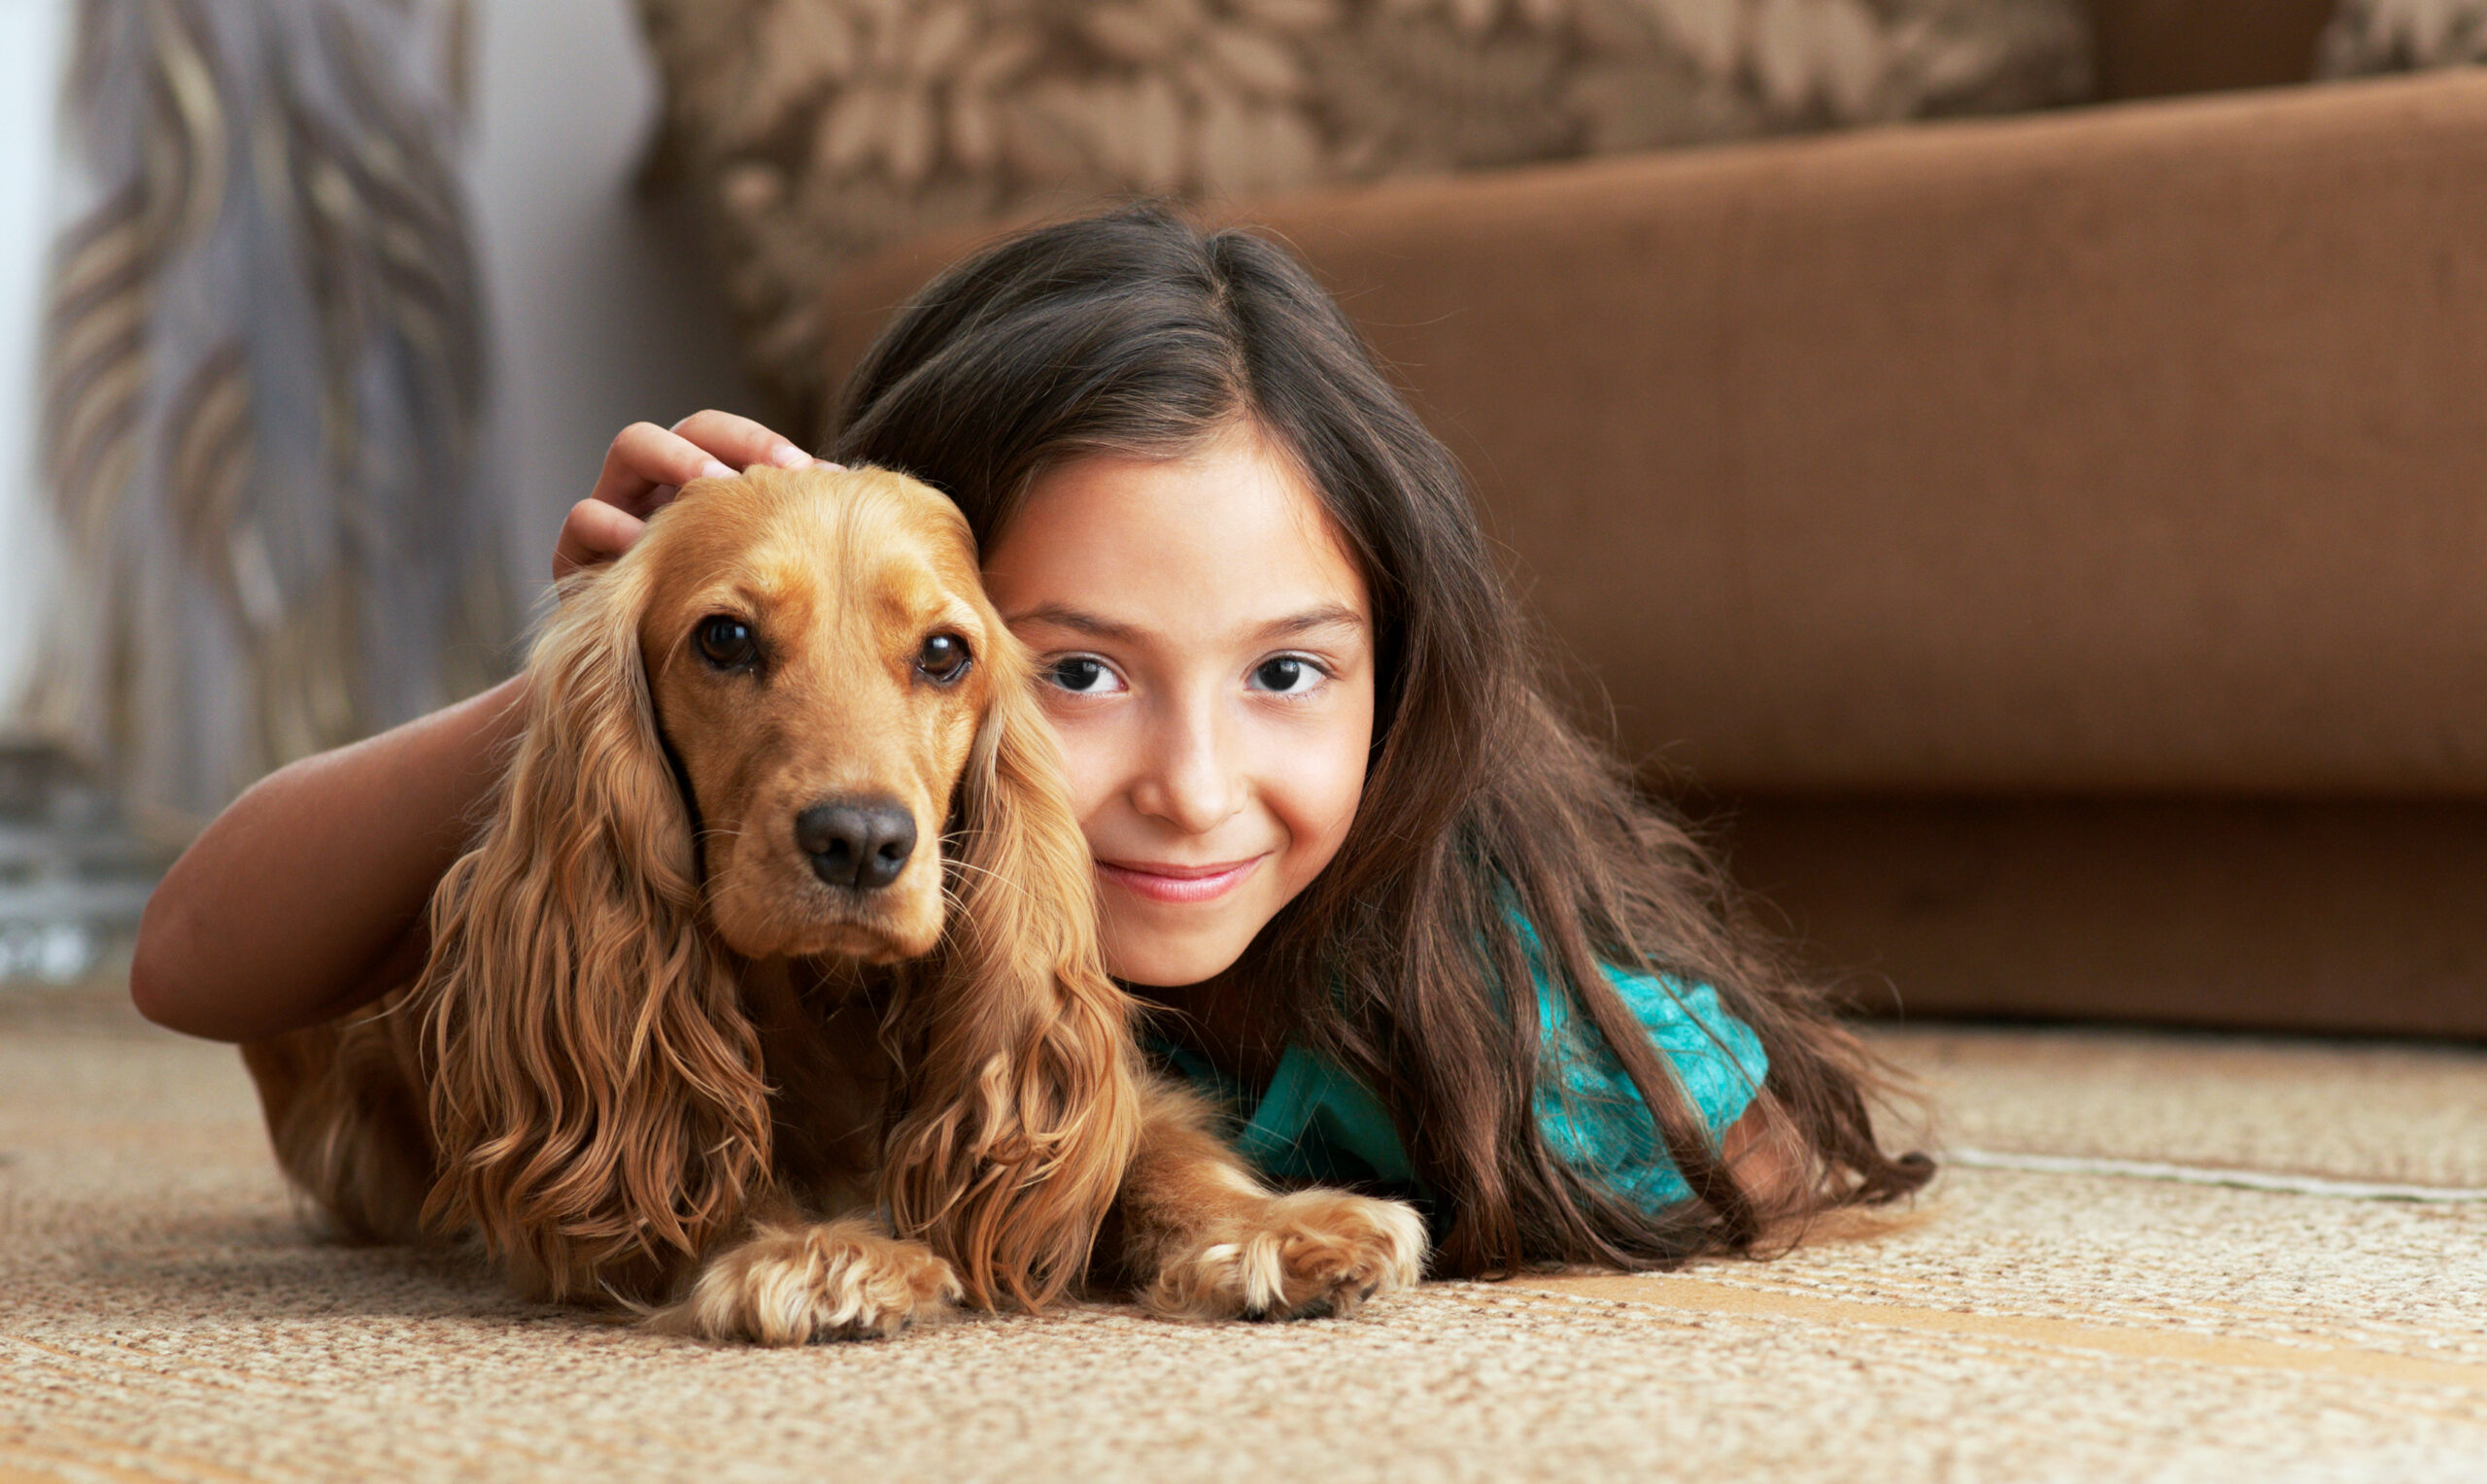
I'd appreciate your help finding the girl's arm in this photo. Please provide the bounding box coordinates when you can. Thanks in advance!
[130,413,821,1043]
[129,674,529,1041]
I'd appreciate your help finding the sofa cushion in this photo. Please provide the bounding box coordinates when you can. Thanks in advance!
[634,0,2094,429]
[2319,0,2487,74]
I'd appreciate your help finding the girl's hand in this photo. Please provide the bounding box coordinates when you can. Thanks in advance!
[553,410,837,580]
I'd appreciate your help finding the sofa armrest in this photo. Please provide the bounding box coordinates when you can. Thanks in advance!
[824,71,2487,796]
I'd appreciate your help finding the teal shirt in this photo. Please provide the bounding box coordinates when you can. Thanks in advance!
[1152,938,1769,1213]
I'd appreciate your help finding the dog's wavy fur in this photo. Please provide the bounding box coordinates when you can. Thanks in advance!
[243,466,1423,1341]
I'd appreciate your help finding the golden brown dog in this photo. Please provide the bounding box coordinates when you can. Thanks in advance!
[241,465,1423,1343]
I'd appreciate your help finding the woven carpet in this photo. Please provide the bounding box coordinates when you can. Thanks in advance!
[3,980,2483,1482]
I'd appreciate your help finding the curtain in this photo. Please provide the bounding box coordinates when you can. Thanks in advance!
[30,0,512,836]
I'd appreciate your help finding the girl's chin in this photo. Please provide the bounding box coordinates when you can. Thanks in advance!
[1095,913,1264,989]
[1111,963,1248,991]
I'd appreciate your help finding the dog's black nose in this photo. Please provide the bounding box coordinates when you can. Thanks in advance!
[795,798,917,892]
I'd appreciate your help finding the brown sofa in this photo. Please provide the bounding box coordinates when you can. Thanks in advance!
[810,3,2487,1039]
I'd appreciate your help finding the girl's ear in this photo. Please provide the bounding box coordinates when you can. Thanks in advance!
[416,559,772,1304]
[881,639,1142,1309]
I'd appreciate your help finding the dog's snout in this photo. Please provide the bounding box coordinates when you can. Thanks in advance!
[796,798,918,892]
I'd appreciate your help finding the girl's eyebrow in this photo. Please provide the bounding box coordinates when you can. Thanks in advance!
[1004,602,1143,642]
[1005,601,1368,645]
[1254,604,1368,643]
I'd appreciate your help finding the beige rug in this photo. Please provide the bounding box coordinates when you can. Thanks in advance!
[4,983,2483,1482]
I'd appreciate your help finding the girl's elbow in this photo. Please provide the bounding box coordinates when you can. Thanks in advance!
[129,894,213,1036]
[127,912,184,1029]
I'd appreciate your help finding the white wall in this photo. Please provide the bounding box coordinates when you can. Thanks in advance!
[0,0,757,728]
[466,0,756,604]
[0,0,70,721]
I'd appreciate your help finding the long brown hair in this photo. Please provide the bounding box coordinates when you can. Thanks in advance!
[832,203,1931,1275]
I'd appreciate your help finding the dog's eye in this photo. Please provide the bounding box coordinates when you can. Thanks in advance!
[696,616,758,670]
[915,633,971,684]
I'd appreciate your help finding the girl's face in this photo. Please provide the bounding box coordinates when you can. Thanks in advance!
[981,422,1375,988]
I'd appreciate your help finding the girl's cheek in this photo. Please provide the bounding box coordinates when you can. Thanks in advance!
[1269,695,1374,869]
[1034,703,1129,842]
[1298,754,1367,863]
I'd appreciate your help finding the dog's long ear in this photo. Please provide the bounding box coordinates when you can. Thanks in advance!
[415,557,771,1304]
[882,636,1142,1310]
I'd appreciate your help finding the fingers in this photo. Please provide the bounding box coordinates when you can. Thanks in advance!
[589,421,742,521]
[553,497,647,582]
[563,412,840,585]
[670,409,817,475]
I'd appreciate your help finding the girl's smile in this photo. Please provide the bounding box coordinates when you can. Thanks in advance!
[981,420,1375,989]
[1094,855,1267,904]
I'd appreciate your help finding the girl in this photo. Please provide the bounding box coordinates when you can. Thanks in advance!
[135,204,1928,1279]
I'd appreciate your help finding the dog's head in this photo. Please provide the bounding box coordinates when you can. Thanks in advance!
[416,466,1138,1312]
[637,466,1002,963]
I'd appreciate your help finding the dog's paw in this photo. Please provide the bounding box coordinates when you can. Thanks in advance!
[654,1218,962,1345]
[1145,1189,1427,1322]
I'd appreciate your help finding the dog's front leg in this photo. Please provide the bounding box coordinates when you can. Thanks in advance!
[1113,1077,1426,1322]
[653,1204,961,1345]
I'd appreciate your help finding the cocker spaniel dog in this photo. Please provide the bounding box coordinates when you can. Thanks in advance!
[241,465,1424,1343]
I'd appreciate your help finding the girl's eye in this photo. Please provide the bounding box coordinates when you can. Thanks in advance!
[1250,656,1323,695]
[1046,656,1123,694]
[915,632,971,684]
[696,615,758,670]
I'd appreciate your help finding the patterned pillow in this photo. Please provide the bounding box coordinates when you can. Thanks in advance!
[633,0,2095,426]
[2317,0,2487,73]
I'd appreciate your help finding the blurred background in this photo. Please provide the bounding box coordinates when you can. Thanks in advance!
[5,0,2483,1042]
[0,0,751,983]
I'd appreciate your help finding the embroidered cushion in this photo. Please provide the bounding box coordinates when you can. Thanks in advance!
[631,0,2095,422]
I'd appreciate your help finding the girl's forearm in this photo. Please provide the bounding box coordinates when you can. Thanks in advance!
[130,673,530,1042]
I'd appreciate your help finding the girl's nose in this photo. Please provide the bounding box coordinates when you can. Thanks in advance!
[1132,697,1243,835]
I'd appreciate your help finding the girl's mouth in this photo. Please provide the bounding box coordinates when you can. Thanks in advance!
[1095,856,1265,905]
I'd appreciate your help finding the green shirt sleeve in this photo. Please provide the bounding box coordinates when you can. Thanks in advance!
[1529,957,1771,1210]
[1152,924,1768,1214]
